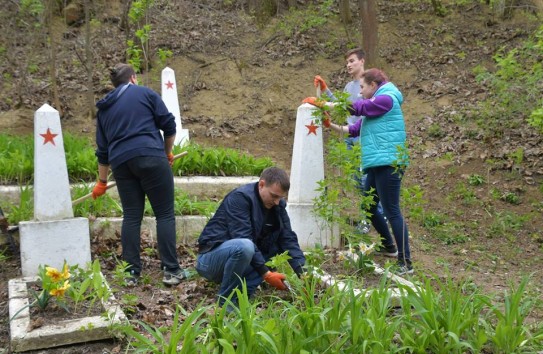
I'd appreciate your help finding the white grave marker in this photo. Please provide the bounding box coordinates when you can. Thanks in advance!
[286,103,338,249]
[161,67,189,146]
[19,104,91,276]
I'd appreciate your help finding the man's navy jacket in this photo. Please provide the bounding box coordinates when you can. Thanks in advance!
[197,182,305,276]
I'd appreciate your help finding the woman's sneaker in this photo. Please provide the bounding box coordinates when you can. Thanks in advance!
[395,261,414,275]
[125,270,139,287]
[375,245,398,258]
[163,268,192,286]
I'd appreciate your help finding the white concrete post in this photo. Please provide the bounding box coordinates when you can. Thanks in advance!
[19,104,91,276]
[33,104,73,221]
[286,104,338,249]
[161,67,189,146]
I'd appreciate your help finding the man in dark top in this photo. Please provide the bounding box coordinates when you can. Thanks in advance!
[92,63,186,286]
[196,167,305,306]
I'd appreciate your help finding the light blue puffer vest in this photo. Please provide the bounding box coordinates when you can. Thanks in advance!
[359,82,408,171]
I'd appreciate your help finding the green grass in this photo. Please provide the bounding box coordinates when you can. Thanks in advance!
[1,186,219,224]
[114,269,543,353]
[0,133,274,185]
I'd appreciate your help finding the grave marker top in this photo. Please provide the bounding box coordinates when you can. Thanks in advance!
[33,104,73,221]
[161,67,189,146]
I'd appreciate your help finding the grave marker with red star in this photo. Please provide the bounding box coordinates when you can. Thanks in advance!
[40,128,58,146]
[305,120,319,135]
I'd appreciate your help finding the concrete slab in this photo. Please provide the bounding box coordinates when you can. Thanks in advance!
[90,215,207,243]
[8,276,126,353]
[0,176,258,205]
[19,218,91,277]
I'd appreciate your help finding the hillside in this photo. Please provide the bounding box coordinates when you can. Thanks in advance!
[1,0,542,351]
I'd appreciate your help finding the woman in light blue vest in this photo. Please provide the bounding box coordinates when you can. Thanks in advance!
[303,68,413,275]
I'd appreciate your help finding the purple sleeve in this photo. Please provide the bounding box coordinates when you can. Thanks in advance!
[350,95,393,118]
[348,119,362,137]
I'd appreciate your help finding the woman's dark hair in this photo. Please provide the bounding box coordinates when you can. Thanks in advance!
[260,167,290,192]
[361,68,389,86]
[109,64,135,88]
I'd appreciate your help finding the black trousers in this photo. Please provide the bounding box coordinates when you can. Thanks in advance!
[112,156,179,274]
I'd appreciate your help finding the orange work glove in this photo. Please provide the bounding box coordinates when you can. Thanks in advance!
[302,97,325,108]
[92,180,108,199]
[313,75,328,91]
[323,111,331,128]
[167,152,174,166]
[263,271,287,291]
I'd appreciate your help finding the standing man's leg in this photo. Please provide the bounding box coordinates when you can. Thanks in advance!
[112,161,146,276]
[136,156,179,272]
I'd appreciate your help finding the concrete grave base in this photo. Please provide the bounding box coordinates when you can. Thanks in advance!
[19,218,91,277]
[286,202,340,250]
[8,276,126,353]
[90,215,208,243]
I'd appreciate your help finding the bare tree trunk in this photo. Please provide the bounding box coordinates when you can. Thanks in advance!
[534,0,543,15]
[120,0,133,44]
[358,0,379,67]
[339,0,352,24]
[85,0,95,119]
[48,0,62,115]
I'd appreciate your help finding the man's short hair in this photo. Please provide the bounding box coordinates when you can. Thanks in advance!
[260,167,290,192]
[344,48,366,60]
[109,64,135,88]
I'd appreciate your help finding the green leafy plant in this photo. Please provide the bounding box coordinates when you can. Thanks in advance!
[67,260,112,315]
[276,0,333,38]
[11,262,72,321]
[468,174,485,186]
[343,242,376,275]
[119,303,209,353]
[486,277,540,352]
[474,24,543,139]
[112,260,133,287]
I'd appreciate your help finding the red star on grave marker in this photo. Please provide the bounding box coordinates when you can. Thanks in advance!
[165,81,174,89]
[40,128,58,146]
[305,120,319,136]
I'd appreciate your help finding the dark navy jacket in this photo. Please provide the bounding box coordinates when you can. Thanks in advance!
[198,182,305,276]
[95,83,176,169]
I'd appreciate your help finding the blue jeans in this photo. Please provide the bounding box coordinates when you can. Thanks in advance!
[196,239,263,304]
[364,166,411,263]
[112,156,179,275]
[345,137,384,216]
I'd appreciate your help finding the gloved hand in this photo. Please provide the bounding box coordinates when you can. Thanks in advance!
[302,97,325,108]
[263,271,287,291]
[92,180,108,199]
[167,152,174,166]
[313,75,328,91]
[322,111,331,128]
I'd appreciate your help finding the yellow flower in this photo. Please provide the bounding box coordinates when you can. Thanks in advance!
[45,267,63,282]
[45,264,70,282]
[61,264,71,280]
[358,242,376,256]
[49,280,71,297]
